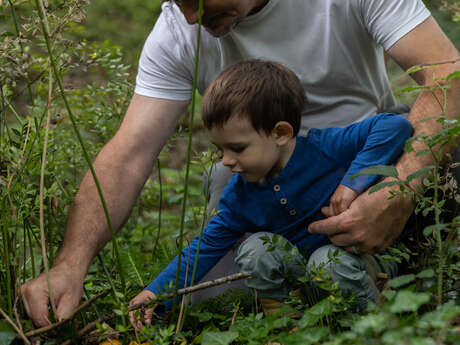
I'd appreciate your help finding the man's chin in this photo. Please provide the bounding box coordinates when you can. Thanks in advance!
[204,25,232,37]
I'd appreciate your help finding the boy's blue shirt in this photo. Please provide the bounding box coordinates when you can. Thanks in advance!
[145,113,413,307]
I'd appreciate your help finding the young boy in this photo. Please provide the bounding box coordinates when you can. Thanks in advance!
[129,60,412,327]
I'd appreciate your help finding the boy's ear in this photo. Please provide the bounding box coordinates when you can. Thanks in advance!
[273,121,294,146]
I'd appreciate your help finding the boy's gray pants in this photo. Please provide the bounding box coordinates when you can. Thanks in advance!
[190,163,397,309]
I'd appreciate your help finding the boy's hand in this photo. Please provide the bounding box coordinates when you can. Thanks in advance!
[321,184,359,217]
[129,290,157,331]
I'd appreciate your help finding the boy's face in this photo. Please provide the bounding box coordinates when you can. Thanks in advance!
[209,116,286,183]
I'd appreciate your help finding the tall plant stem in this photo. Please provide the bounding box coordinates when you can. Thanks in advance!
[173,0,203,312]
[38,61,58,318]
[431,149,443,304]
[34,0,126,292]
[8,0,34,105]
[153,159,163,255]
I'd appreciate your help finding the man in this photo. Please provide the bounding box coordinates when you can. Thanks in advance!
[21,0,460,327]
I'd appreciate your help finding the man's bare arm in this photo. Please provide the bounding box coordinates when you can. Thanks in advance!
[309,16,460,253]
[20,94,189,326]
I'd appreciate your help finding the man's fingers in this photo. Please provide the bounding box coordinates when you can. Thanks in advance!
[309,213,344,236]
[55,292,80,321]
[20,284,51,327]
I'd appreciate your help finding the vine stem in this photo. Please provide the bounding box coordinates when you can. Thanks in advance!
[173,0,204,312]
[34,0,126,292]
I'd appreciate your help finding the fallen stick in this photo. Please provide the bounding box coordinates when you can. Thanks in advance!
[24,272,250,338]
[128,272,251,312]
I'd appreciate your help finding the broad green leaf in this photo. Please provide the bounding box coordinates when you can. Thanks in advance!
[390,291,430,313]
[353,313,388,335]
[351,165,398,181]
[388,274,415,288]
[381,290,397,301]
[283,327,329,345]
[202,331,238,345]
[0,321,16,345]
[416,269,435,279]
[298,298,333,328]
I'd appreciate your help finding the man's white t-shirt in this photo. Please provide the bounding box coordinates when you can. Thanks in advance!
[135,0,430,129]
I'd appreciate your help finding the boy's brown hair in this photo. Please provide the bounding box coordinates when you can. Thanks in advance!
[202,60,307,136]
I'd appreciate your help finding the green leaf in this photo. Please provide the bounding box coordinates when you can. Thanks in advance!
[390,291,430,313]
[202,331,239,345]
[388,274,415,288]
[368,180,400,194]
[283,327,329,345]
[406,166,435,183]
[350,165,398,181]
[445,70,460,81]
[406,64,438,75]
[0,321,16,345]
[423,223,447,237]
[298,298,333,328]
[381,290,397,301]
[416,149,430,157]
[416,269,435,279]
[395,85,431,94]
[353,313,388,335]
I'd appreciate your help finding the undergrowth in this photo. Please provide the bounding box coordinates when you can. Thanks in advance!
[0,0,459,344]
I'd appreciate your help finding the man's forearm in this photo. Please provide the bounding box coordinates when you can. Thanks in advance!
[52,95,189,275]
[396,69,460,186]
[53,139,154,275]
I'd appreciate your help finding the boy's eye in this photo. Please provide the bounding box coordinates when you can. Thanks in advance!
[230,146,246,153]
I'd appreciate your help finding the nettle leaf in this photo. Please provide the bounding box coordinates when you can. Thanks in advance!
[390,291,430,313]
[388,274,415,288]
[416,269,435,279]
[201,331,239,345]
[353,313,388,335]
[283,327,329,345]
[350,165,398,182]
[0,321,16,345]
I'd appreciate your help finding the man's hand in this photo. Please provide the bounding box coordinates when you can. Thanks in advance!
[321,184,359,217]
[129,290,157,331]
[309,184,414,254]
[20,261,84,327]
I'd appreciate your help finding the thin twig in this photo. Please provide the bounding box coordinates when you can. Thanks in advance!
[129,272,251,312]
[24,290,110,337]
[0,306,31,345]
[60,313,116,345]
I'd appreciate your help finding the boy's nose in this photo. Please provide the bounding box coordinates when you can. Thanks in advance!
[221,153,236,168]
